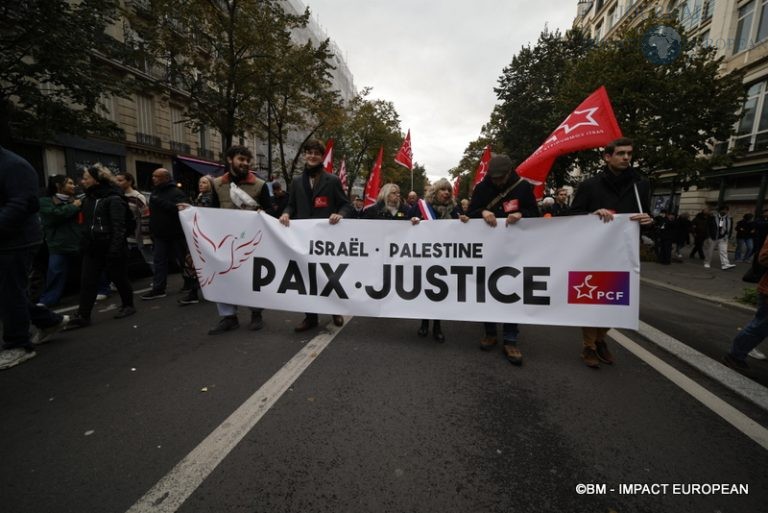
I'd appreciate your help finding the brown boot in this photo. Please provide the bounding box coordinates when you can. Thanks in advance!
[479,335,497,351]
[595,340,614,364]
[582,347,600,368]
[503,344,523,366]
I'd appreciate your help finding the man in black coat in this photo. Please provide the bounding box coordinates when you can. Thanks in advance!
[570,137,653,368]
[280,139,351,332]
[142,168,188,299]
[467,154,539,366]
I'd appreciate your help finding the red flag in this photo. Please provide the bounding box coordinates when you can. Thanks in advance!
[364,146,383,208]
[323,138,334,174]
[453,176,461,198]
[516,86,622,191]
[472,145,492,188]
[394,129,413,170]
[338,158,348,193]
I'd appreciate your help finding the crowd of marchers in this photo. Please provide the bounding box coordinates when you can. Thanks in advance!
[2,137,764,374]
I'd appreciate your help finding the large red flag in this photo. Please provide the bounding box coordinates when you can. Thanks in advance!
[472,145,492,188]
[394,129,413,170]
[338,158,348,193]
[516,86,622,190]
[323,138,334,174]
[453,176,461,198]
[364,146,383,208]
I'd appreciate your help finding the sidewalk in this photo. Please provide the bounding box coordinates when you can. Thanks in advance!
[640,254,755,312]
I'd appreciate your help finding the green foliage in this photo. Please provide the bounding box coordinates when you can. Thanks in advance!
[739,287,758,306]
[0,0,129,141]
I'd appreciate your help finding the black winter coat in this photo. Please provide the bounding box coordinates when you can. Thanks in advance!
[0,146,43,252]
[467,172,539,220]
[149,181,187,239]
[363,201,409,220]
[81,183,128,257]
[284,164,351,219]
[570,166,651,215]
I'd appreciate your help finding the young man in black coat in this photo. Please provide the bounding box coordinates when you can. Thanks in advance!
[569,137,653,368]
[279,139,351,332]
[467,154,539,366]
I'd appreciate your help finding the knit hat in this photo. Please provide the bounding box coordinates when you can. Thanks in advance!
[487,155,514,178]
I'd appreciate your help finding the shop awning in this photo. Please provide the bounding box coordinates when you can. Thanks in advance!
[173,155,224,176]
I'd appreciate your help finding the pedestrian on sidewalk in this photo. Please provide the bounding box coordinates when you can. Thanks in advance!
[735,213,755,263]
[569,137,654,369]
[724,236,768,371]
[690,209,709,260]
[675,211,692,260]
[704,205,735,270]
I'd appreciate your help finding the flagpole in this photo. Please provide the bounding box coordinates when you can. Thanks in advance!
[411,168,413,192]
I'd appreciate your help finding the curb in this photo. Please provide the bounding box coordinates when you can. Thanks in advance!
[640,277,754,312]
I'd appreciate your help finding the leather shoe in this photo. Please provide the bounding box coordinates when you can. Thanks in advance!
[479,335,497,351]
[295,318,318,332]
[248,311,264,331]
[582,347,600,368]
[208,316,239,335]
[417,320,429,337]
[595,340,614,364]
[332,315,344,327]
[503,344,523,365]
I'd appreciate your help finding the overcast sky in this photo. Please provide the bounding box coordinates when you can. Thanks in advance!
[305,0,579,182]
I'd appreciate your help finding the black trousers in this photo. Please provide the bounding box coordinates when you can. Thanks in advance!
[78,245,133,319]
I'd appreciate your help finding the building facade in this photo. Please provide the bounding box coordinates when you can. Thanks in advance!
[575,0,768,221]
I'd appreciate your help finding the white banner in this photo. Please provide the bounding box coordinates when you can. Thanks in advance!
[180,207,640,329]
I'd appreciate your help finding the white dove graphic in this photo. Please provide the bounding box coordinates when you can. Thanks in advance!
[191,212,263,287]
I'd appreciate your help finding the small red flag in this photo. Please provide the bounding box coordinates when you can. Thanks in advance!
[472,145,492,188]
[394,129,413,170]
[364,146,383,208]
[453,176,461,198]
[516,86,622,193]
[323,138,334,174]
[338,158,348,193]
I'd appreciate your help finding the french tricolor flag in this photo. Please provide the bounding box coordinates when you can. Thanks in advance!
[417,199,436,220]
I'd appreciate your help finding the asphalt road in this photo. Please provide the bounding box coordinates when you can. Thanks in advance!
[1,281,767,513]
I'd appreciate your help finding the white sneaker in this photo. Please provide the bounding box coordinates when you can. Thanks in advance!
[748,348,767,360]
[722,264,736,270]
[0,347,36,370]
[31,315,70,345]
[96,294,108,301]
[704,263,711,269]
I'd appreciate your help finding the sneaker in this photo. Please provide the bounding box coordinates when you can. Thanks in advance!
[31,315,70,345]
[479,335,498,351]
[723,353,749,372]
[113,306,136,319]
[503,344,523,365]
[703,263,711,269]
[248,311,264,331]
[96,293,109,301]
[721,264,736,270]
[0,347,36,370]
[582,347,600,368]
[748,347,767,360]
[595,340,614,364]
[64,314,90,330]
[208,316,239,335]
[140,289,167,300]
[177,292,200,306]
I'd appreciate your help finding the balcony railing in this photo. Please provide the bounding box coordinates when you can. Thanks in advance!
[197,148,215,160]
[170,141,191,154]
[136,132,161,147]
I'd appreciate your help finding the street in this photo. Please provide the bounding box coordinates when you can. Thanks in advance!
[1,278,767,513]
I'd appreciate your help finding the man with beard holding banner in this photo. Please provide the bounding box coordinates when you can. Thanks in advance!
[206,145,272,335]
[467,154,539,365]
[279,139,351,332]
[569,137,652,368]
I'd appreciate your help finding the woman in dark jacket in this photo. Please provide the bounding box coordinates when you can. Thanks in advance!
[68,164,135,327]
[364,183,409,220]
[38,175,83,307]
[408,178,468,342]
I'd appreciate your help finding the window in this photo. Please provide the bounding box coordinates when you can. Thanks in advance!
[734,0,768,53]
[99,94,117,122]
[170,107,185,143]
[733,80,768,152]
[594,21,604,42]
[136,95,154,135]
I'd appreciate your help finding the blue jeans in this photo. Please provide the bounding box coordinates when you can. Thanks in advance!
[484,322,519,345]
[735,238,753,262]
[39,252,78,306]
[1,248,63,349]
[730,294,768,361]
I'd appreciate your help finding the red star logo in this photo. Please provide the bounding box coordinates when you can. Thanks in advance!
[573,274,598,299]
[545,107,601,144]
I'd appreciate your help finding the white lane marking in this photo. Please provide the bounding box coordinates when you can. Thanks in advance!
[125,317,350,513]
[609,328,768,450]
[637,321,768,412]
